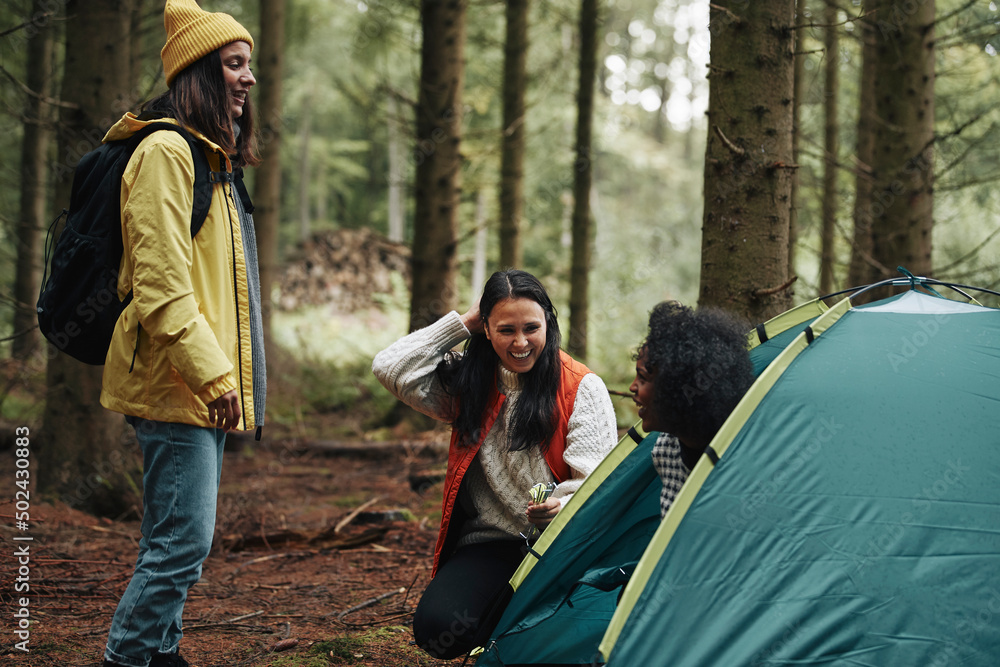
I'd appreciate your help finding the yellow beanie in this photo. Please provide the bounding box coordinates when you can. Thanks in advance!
[161,0,254,86]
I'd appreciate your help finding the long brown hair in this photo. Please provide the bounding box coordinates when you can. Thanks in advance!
[142,45,260,167]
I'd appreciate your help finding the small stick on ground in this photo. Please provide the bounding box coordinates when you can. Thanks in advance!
[228,551,316,579]
[184,610,265,630]
[334,496,383,534]
[333,587,406,620]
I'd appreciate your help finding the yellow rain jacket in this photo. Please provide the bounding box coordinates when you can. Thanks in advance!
[100,113,258,431]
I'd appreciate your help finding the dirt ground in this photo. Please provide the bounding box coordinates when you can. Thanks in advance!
[0,426,479,667]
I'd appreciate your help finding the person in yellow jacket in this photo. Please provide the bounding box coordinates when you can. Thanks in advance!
[99,2,265,666]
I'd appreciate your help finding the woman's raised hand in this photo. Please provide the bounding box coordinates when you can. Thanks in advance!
[460,297,485,335]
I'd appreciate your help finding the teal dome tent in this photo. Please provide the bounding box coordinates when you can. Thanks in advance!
[600,281,1000,665]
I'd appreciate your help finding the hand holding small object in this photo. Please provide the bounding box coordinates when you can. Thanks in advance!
[525,482,558,537]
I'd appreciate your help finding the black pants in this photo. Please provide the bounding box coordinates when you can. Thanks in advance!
[413,540,526,659]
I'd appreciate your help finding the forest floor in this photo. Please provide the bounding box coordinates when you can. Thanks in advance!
[0,421,478,667]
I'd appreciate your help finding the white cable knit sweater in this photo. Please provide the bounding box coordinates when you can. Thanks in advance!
[371,310,618,546]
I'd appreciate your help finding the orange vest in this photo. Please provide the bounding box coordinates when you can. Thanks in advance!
[431,350,593,575]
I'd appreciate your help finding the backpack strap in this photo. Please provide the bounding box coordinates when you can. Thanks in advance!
[127,122,215,238]
[232,167,255,214]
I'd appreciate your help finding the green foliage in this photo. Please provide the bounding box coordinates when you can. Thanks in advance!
[789,0,1000,296]
[2,0,1000,429]
[0,1,31,351]
[267,283,410,431]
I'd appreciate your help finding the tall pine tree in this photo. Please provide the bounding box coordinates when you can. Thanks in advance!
[698,0,796,322]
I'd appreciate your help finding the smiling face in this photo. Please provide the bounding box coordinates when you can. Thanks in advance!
[630,346,663,433]
[219,41,255,119]
[485,297,548,374]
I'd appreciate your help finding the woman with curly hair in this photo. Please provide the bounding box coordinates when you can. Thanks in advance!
[630,302,754,515]
[373,269,618,659]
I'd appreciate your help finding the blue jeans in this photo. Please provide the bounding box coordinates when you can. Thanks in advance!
[104,418,226,667]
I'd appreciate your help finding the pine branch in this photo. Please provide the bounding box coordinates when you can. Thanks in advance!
[795,9,874,30]
[0,62,78,110]
[754,276,798,298]
[0,12,55,39]
[934,225,1000,275]
[932,0,980,29]
[935,25,1000,49]
[934,123,998,183]
[709,4,743,26]
[713,125,745,156]
[919,110,992,157]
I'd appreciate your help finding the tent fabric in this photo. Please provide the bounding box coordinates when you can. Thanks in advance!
[601,291,1000,666]
[474,426,661,666]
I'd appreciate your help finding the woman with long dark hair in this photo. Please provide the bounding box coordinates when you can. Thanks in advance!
[99,2,265,665]
[373,269,618,659]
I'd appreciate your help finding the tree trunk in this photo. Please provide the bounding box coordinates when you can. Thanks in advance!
[314,157,327,228]
[698,0,796,323]
[37,0,138,516]
[788,0,805,283]
[847,0,878,292]
[472,189,488,293]
[409,0,466,332]
[297,94,312,243]
[819,0,839,295]
[867,0,935,286]
[12,1,54,360]
[567,0,598,360]
[255,0,286,352]
[387,92,406,243]
[498,0,528,269]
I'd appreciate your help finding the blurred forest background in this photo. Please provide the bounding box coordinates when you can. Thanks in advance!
[0,1,998,512]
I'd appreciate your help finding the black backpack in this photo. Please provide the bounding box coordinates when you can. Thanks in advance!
[37,122,217,365]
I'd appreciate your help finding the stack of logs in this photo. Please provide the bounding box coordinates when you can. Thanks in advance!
[277,228,411,312]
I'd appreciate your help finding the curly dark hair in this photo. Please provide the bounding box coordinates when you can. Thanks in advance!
[436,269,562,452]
[639,302,754,450]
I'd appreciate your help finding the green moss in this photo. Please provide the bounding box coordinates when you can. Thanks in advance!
[268,655,330,667]
[313,636,367,659]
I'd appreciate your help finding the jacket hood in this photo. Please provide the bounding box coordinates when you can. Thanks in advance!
[103,112,229,165]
